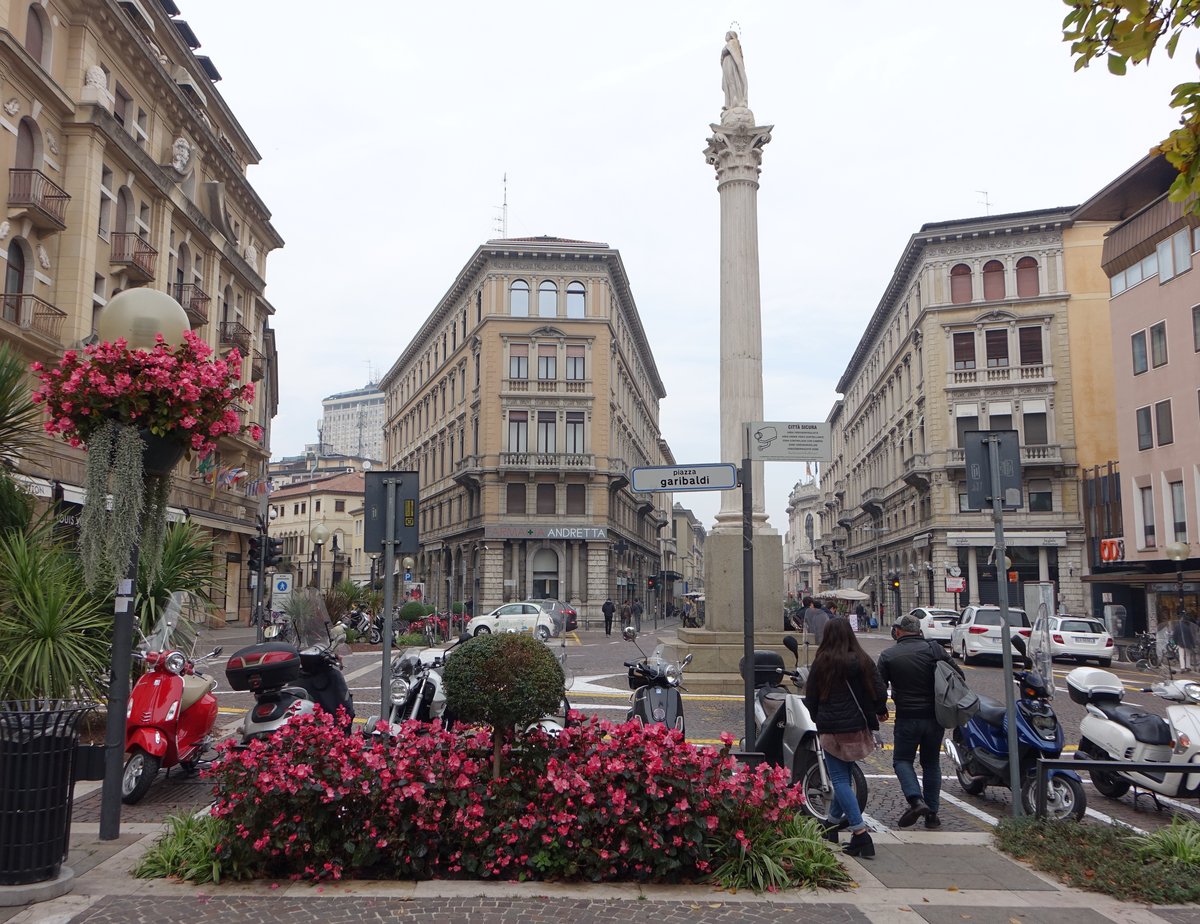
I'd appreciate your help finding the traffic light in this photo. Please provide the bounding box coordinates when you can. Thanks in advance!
[265,537,284,569]
[890,573,901,591]
[248,535,263,564]
[647,575,657,590]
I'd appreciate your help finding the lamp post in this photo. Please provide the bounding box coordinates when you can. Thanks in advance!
[310,520,329,591]
[96,288,190,842]
[1166,539,1191,622]
[369,553,380,591]
[863,525,887,623]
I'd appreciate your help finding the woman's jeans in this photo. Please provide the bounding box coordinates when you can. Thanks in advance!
[823,751,865,831]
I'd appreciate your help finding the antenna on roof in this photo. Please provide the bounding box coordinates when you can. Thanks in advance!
[364,359,375,386]
[493,173,508,239]
[976,190,992,216]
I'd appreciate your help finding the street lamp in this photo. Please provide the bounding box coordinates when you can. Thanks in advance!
[368,552,380,590]
[96,287,189,842]
[310,520,330,590]
[1167,540,1191,621]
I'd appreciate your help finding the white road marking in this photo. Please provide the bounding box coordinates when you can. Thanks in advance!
[1084,805,1147,833]
[939,790,1001,826]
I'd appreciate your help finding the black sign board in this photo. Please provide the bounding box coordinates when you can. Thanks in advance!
[964,430,1023,511]
[364,471,420,553]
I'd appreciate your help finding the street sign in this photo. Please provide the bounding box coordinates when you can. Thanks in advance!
[946,576,965,593]
[272,573,293,609]
[964,430,1023,510]
[630,463,738,493]
[364,471,420,553]
[746,421,832,462]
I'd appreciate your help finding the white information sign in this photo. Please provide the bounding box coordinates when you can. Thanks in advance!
[271,573,293,609]
[746,422,832,462]
[630,463,738,493]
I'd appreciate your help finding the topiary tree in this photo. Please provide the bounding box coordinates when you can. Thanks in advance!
[443,633,564,778]
[396,601,426,627]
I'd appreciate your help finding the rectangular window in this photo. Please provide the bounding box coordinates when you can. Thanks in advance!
[1141,485,1156,548]
[334,500,345,512]
[985,328,1009,367]
[1131,330,1148,375]
[953,332,975,370]
[1023,399,1048,445]
[566,345,585,380]
[565,411,584,453]
[1172,481,1188,542]
[1156,399,1174,445]
[1142,251,1159,280]
[508,411,528,452]
[98,165,114,238]
[114,84,131,127]
[506,482,526,515]
[1018,326,1043,366]
[1029,479,1052,512]
[537,344,556,380]
[509,344,528,379]
[988,402,1012,433]
[314,500,321,513]
[1110,269,1127,297]
[1136,405,1153,450]
[1175,227,1192,277]
[536,483,556,515]
[955,407,978,448]
[537,411,556,452]
[134,108,148,147]
[1151,321,1168,367]
[1159,238,1175,282]
[565,483,585,515]
[1195,305,1200,353]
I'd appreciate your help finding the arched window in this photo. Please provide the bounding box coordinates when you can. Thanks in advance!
[15,119,37,171]
[3,240,25,324]
[566,281,585,318]
[175,242,190,291]
[950,263,972,304]
[538,280,557,317]
[982,260,1005,301]
[115,187,133,233]
[24,6,47,67]
[1016,256,1039,297]
[509,279,529,317]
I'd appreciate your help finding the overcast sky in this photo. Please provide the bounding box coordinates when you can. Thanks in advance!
[182,1,1193,536]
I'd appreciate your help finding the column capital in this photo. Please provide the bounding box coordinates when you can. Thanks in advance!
[704,112,773,186]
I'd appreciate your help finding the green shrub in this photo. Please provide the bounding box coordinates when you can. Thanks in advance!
[397,601,425,625]
[1132,817,1200,868]
[443,632,564,777]
[133,812,240,884]
[451,601,466,615]
[708,813,851,893]
[394,632,426,646]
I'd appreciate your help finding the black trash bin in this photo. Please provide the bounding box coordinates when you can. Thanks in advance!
[0,701,95,885]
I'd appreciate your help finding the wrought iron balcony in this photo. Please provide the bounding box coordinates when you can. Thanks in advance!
[172,283,210,327]
[8,169,69,230]
[251,349,265,381]
[110,233,158,281]
[0,293,66,340]
[219,320,251,355]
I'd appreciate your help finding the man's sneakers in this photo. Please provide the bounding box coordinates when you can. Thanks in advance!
[898,797,931,828]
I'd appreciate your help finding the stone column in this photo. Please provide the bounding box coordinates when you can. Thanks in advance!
[968,548,980,604]
[1038,548,1050,583]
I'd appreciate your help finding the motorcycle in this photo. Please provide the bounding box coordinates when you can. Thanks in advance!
[122,596,223,804]
[342,605,373,640]
[623,626,691,734]
[1070,665,1200,806]
[226,591,354,743]
[740,635,868,822]
[945,637,1086,819]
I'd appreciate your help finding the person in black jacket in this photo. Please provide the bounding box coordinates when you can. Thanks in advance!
[602,597,615,636]
[803,618,888,859]
[877,613,965,829]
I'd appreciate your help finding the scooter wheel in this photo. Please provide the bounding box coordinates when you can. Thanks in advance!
[1021,774,1086,820]
[956,763,986,795]
[121,748,161,805]
[368,628,382,645]
[797,757,867,822]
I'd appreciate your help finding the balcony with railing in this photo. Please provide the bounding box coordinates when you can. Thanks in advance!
[902,453,931,491]
[172,282,210,327]
[504,377,592,395]
[945,444,1063,467]
[251,350,265,381]
[219,320,251,355]
[860,485,884,514]
[948,363,1053,388]
[0,293,66,341]
[110,233,158,281]
[8,169,69,230]
[500,451,595,472]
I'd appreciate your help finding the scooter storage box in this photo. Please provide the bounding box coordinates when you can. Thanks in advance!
[739,650,785,688]
[225,642,301,692]
[1066,666,1124,705]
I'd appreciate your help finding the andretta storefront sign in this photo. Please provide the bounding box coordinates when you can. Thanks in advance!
[484,525,609,540]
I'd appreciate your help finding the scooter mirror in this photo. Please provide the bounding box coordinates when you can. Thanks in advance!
[783,636,800,659]
[682,653,694,668]
[264,625,280,639]
[458,632,471,644]
[622,626,638,641]
[1011,634,1027,655]
[211,646,223,657]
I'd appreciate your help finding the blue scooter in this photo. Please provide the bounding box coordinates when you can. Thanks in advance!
[944,637,1086,819]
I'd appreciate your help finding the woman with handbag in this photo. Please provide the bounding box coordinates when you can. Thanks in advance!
[803,617,889,858]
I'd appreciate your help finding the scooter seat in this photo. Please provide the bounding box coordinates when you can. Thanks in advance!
[975,695,1007,727]
[180,674,215,711]
[1094,701,1172,745]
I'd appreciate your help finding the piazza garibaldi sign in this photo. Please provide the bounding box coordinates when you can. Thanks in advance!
[484,525,609,541]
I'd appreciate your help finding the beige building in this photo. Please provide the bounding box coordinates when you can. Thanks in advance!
[818,208,1100,619]
[2,0,282,622]
[670,502,706,596]
[268,472,365,592]
[379,237,673,624]
[783,478,821,598]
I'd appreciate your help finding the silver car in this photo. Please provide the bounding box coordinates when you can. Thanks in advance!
[523,599,577,636]
[909,607,960,645]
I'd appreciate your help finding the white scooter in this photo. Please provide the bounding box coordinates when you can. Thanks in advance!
[1069,665,1200,805]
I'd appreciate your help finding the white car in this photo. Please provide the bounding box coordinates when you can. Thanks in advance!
[909,607,960,645]
[1029,614,1114,667]
[465,602,556,640]
[950,605,1031,665]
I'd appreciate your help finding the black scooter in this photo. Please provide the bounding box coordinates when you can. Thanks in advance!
[623,626,691,734]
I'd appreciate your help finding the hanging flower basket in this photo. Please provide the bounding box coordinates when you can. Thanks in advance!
[31,332,260,590]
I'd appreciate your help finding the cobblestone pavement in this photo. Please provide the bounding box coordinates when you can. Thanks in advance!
[66,896,871,924]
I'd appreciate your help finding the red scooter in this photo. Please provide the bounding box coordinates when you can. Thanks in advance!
[122,601,223,804]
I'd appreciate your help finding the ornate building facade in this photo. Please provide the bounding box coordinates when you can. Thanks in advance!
[379,237,674,625]
[1,0,282,622]
[818,209,1103,619]
[784,478,821,598]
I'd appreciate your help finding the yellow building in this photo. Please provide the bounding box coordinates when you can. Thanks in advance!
[2,1,282,622]
[268,472,365,593]
[380,237,673,626]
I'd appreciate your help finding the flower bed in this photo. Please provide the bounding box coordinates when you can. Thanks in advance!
[199,711,838,887]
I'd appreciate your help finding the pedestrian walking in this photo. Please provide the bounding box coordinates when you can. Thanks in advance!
[877,613,965,830]
[803,618,888,858]
[602,597,615,636]
[1174,611,1200,671]
[621,599,633,629]
[802,596,830,645]
[855,602,867,632]
[632,599,644,632]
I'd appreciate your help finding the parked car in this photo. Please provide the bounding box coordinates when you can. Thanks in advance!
[950,605,1031,665]
[465,602,556,640]
[909,607,960,645]
[525,599,578,634]
[1029,614,1114,667]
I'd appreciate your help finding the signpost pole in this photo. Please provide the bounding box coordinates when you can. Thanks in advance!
[741,432,755,749]
[988,436,1023,815]
[380,477,397,719]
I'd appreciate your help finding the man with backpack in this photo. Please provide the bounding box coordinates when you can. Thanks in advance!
[877,613,967,830]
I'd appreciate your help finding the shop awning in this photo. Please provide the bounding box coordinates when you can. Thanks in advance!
[185,509,257,536]
[1083,569,1200,585]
